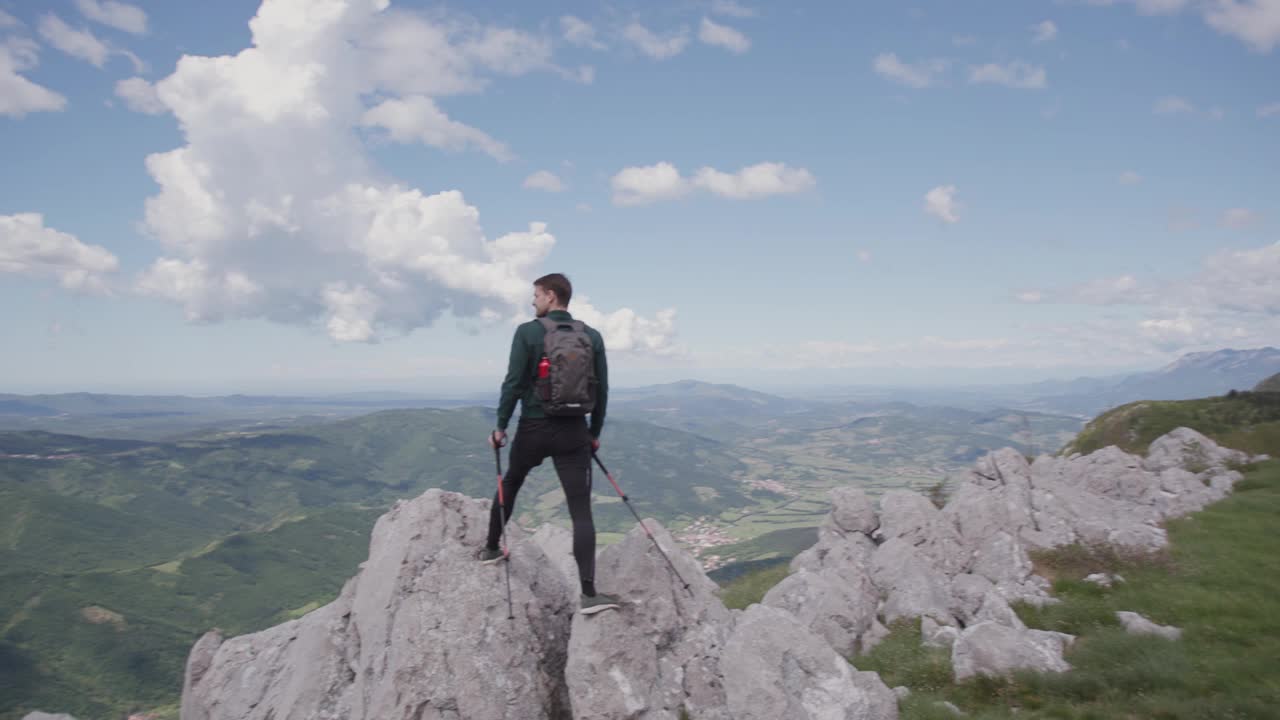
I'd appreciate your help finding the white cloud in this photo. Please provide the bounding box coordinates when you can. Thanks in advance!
[711,0,757,18]
[0,37,67,117]
[361,95,512,161]
[623,22,690,60]
[1089,0,1280,53]
[38,13,110,67]
[1067,274,1151,304]
[1203,0,1280,53]
[1016,290,1043,303]
[699,17,750,53]
[1190,241,1280,314]
[128,0,674,351]
[691,162,816,199]
[1119,170,1143,184]
[1084,0,1193,15]
[0,212,119,292]
[611,161,816,205]
[1258,101,1280,117]
[1006,240,1280,359]
[1222,207,1261,228]
[570,303,680,354]
[952,35,978,46]
[872,52,948,88]
[114,76,164,114]
[969,61,1047,89]
[611,162,689,205]
[857,250,873,263]
[75,0,147,35]
[0,10,19,28]
[924,185,961,223]
[363,11,556,97]
[1022,242,1280,316]
[1154,95,1195,114]
[1033,20,1059,42]
[560,15,605,50]
[523,170,564,192]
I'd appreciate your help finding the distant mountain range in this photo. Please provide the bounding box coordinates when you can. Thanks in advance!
[789,347,1280,418]
[1019,347,1280,416]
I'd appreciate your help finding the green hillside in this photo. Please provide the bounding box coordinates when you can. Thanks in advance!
[1255,372,1280,393]
[1061,391,1280,457]
[0,408,760,719]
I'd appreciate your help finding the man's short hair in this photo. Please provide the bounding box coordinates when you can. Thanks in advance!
[534,273,572,306]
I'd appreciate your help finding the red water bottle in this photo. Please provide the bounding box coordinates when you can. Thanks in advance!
[538,355,550,379]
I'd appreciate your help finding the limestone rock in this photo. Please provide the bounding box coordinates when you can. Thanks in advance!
[1116,611,1182,641]
[951,622,1073,681]
[720,605,898,720]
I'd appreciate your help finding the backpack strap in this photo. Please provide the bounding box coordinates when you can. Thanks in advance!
[538,317,578,333]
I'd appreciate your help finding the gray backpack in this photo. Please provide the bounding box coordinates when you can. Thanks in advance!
[535,317,597,416]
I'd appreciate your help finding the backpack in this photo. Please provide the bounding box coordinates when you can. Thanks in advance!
[535,317,597,416]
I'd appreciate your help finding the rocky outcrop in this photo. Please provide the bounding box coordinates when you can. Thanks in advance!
[181,490,577,720]
[566,519,898,719]
[180,425,1249,718]
[182,491,898,720]
[763,427,1249,683]
[565,520,733,720]
[720,605,899,720]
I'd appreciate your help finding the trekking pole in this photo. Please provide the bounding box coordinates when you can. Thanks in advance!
[493,443,514,620]
[591,452,693,596]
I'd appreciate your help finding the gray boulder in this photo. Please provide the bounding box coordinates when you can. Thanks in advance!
[182,489,576,720]
[876,490,968,576]
[721,605,898,720]
[951,622,1073,681]
[1144,427,1249,474]
[763,565,881,657]
[1116,611,1182,640]
[531,523,580,590]
[22,713,78,720]
[565,519,733,720]
[870,538,957,626]
[828,486,879,535]
[921,616,960,649]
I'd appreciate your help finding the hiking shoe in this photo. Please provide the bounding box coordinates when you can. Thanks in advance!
[579,593,621,615]
[478,547,506,564]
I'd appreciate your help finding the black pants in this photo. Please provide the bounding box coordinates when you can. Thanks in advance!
[487,416,596,592]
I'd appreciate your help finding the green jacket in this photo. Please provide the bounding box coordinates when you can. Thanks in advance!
[497,310,608,437]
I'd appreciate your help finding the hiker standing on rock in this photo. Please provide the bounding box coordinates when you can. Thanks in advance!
[483,273,621,614]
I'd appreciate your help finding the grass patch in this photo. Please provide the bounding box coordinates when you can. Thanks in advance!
[884,459,1280,719]
[1063,392,1280,456]
[717,562,791,610]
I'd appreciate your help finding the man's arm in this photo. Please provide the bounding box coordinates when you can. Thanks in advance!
[496,326,529,432]
[589,330,608,439]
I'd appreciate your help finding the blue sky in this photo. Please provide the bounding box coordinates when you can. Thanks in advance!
[1,0,1277,395]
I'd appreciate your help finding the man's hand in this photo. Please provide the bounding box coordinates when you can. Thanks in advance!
[489,430,507,448]
[591,437,600,452]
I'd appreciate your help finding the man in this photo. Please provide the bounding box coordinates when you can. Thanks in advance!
[483,273,620,615]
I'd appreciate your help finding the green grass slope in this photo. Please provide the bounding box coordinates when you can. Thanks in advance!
[1255,372,1280,393]
[858,458,1280,719]
[1061,391,1280,456]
